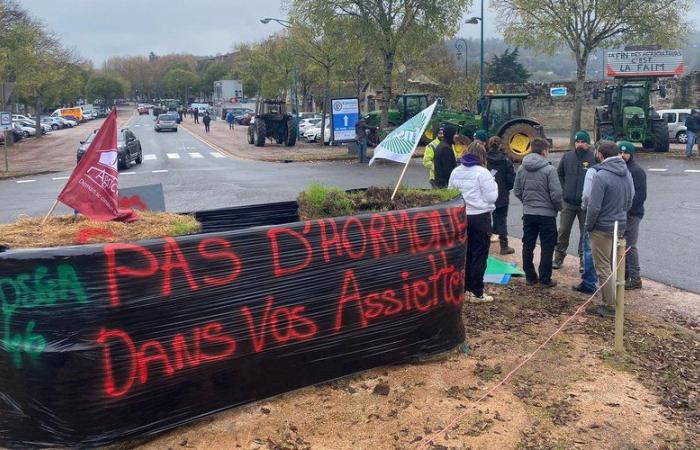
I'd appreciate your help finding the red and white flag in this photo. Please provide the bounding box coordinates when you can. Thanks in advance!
[57,108,137,222]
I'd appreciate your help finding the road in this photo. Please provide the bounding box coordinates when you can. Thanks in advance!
[1,113,699,293]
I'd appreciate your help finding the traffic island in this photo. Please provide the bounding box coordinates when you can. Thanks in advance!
[0,189,467,447]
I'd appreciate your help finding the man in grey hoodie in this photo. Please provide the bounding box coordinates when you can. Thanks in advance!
[514,137,563,287]
[585,141,635,317]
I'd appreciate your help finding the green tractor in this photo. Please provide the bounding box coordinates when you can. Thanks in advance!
[593,78,669,152]
[364,93,548,160]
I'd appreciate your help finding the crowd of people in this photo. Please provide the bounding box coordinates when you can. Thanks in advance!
[423,125,648,316]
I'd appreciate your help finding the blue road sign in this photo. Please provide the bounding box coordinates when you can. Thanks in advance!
[550,87,568,97]
[330,98,359,143]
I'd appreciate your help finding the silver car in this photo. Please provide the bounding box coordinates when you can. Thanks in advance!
[154,113,178,132]
[659,109,691,143]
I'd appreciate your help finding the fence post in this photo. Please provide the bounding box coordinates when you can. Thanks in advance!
[614,236,626,353]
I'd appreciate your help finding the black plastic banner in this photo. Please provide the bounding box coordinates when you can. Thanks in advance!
[0,199,467,447]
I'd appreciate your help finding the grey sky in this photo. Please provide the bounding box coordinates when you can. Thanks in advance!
[21,0,700,66]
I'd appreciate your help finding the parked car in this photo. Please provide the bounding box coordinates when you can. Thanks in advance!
[58,116,78,128]
[12,114,34,122]
[18,119,50,134]
[41,116,66,130]
[10,123,24,142]
[658,108,692,143]
[303,121,332,144]
[154,113,178,132]
[82,111,96,120]
[239,112,255,125]
[299,112,322,120]
[94,108,108,118]
[12,120,38,137]
[226,107,254,123]
[299,117,322,134]
[77,128,143,170]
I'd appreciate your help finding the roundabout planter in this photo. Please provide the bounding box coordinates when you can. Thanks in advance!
[0,196,467,447]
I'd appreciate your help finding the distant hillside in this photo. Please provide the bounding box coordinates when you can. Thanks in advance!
[448,33,700,82]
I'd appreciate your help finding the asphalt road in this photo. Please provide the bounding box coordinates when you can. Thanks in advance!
[2,113,699,293]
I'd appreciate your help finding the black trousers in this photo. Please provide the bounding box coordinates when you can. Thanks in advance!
[492,205,509,246]
[522,214,558,283]
[465,212,492,297]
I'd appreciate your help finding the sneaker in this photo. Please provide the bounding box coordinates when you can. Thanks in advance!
[499,246,515,255]
[552,258,564,270]
[469,293,494,304]
[490,234,499,243]
[572,283,596,294]
[585,305,615,317]
[540,279,558,288]
[625,277,642,290]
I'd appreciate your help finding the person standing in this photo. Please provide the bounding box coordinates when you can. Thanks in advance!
[585,141,635,317]
[423,127,445,188]
[202,112,211,133]
[355,118,373,163]
[618,141,647,290]
[553,130,596,271]
[513,137,562,287]
[193,108,200,124]
[572,146,602,294]
[433,125,458,188]
[226,110,235,130]
[684,109,700,158]
[473,129,488,146]
[486,136,516,255]
[449,141,498,303]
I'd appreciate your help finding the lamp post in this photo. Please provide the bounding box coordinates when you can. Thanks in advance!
[260,17,300,138]
[466,5,484,110]
[454,38,468,78]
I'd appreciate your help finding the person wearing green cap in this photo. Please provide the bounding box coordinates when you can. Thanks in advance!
[618,140,647,290]
[553,129,596,272]
[473,129,488,145]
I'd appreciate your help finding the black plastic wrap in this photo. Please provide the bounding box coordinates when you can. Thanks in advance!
[0,198,467,447]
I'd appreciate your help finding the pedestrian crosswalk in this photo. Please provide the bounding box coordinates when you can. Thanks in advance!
[142,152,227,160]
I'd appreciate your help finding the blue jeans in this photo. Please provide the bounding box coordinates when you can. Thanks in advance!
[686,130,697,156]
[580,230,598,292]
[358,140,367,163]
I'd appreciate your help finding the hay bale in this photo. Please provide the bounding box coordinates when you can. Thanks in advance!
[0,212,201,249]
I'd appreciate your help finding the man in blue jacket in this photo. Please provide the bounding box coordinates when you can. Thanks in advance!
[684,109,700,158]
[585,141,635,317]
[618,141,647,290]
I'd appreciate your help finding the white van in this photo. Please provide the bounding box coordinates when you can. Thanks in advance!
[658,109,691,143]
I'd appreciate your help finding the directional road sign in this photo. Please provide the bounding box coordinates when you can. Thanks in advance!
[330,97,359,143]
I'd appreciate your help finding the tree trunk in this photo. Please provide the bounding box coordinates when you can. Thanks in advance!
[320,66,331,145]
[381,51,394,128]
[570,57,588,145]
[35,99,42,139]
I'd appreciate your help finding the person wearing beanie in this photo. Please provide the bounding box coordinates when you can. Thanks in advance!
[585,140,635,317]
[449,141,498,303]
[473,129,488,144]
[433,125,458,188]
[618,141,647,290]
[486,136,516,254]
[553,129,596,272]
[514,137,562,288]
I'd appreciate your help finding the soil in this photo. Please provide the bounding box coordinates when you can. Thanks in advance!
[134,238,699,450]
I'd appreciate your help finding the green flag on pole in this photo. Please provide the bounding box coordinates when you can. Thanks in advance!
[368,101,437,166]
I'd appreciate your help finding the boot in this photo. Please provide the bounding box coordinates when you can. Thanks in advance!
[625,277,642,290]
[552,255,564,270]
[500,245,515,255]
[490,234,499,243]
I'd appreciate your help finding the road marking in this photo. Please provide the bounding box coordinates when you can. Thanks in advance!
[143,154,157,160]
[684,169,700,173]
[177,146,196,150]
[211,152,225,158]
[166,153,180,159]
[188,152,203,158]
[16,179,35,184]
[52,176,69,180]
[121,171,136,175]
[178,124,240,160]
[648,168,667,172]
[152,169,168,173]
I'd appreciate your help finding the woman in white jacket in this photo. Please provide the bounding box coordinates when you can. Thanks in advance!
[449,142,499,303]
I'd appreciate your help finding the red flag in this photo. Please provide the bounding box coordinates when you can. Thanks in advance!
[57,108,137,222]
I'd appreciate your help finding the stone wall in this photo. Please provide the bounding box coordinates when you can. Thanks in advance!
[494,73,697,132]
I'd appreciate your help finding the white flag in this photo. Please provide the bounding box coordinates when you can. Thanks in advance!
[368,101,438,166]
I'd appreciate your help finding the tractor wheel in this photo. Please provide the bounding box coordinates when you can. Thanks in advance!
[255,121,266,147]
[247,125,255,144]
[651,119,670,152]
[501,123,537,161]
[595,123,616,143]
[285,117,297,146]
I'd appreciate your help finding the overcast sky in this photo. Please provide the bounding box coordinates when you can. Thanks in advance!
[21,0,700,66]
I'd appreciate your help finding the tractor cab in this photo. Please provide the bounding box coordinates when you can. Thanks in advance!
[396,93,429,123]
[482,94,528,136]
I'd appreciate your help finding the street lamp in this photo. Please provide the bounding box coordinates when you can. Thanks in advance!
[260,17,300,138]
[454,38,468,78]
[466,4,484,111]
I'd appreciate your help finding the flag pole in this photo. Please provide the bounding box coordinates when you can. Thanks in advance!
[391,159,412,200]
[41,199,59,225]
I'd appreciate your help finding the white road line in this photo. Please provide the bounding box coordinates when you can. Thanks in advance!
[166,153,180,159]
[121,172,136,175]
[684,169,700,173]
[648,168,668,172]
[52,176,69,180]
[152,169,168,173]
[143,154,157,160]
[188,152,203,158]
[16,179,35,184]
[211,152,225,158]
